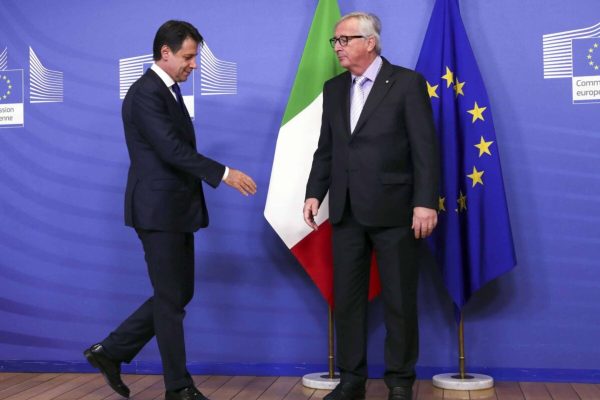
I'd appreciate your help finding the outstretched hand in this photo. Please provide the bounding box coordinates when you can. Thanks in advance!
[224,168,257,196]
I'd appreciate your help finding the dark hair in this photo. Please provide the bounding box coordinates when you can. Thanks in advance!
[152,20,203,61]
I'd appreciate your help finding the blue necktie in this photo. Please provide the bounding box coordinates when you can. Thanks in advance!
[172,83,186,113]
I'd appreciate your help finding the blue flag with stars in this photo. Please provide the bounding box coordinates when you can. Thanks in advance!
[415,0,516,314]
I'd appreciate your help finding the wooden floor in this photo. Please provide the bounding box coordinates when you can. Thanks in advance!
[0,373,599,400]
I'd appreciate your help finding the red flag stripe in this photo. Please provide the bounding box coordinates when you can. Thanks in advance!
[290,220,382,307]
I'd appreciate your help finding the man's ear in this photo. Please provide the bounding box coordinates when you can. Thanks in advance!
[160,44,171,60]
[367,37,377,53]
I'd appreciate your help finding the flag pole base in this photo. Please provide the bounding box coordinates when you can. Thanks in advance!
[302,372,340,389]
[432,373,493,390]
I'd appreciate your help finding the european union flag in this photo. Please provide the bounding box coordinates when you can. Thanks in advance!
[415,0,516,314]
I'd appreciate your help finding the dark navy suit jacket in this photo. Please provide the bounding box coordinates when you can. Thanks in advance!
[122,69,225,232]
[306,58,440,227]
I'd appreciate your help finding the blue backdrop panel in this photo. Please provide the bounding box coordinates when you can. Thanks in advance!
[0,0,599,381]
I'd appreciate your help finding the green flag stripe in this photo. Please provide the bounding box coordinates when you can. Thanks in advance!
[281,0,345,127]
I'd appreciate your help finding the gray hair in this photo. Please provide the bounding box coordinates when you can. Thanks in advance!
[336,12,382,54]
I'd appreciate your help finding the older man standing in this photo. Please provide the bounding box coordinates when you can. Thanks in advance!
[303,12,440,400]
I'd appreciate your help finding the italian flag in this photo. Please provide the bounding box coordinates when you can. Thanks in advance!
[264,0,380,306]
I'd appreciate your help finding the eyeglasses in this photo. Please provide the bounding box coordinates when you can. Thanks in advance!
[329,35,366,48]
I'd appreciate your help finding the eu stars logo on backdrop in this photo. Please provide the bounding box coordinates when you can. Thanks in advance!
[543,22,600,104]
[0,46,63,128]
[571,38,600,104]
[0,69,24,128]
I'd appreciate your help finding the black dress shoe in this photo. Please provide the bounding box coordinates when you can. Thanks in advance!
[84,343,130,398]
[388,385,413,400]
[165,386,209,400]
[324,381,366,400]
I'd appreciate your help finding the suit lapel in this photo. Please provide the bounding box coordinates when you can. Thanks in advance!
[147,69,191,121]
[147,69,179,110]
[351,59,396,137]
[335,72,352,138]
[146,69,196,146]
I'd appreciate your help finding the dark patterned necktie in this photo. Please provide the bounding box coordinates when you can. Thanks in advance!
[350,76,367,133]
[172,83,185,112]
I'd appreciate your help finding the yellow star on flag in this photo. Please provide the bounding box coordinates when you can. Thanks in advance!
[453,77,465,97]
[474,136,494,157]
[467,166,484,187]
[438,196,446,212]
[457,191,467,212]
[441,66,454,88]
[595,43,599,48]
[467,102,487,123]
[426,81,439,98]
[588,54,593,60]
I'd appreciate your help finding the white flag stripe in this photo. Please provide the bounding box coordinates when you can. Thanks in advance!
[264,94,329,249]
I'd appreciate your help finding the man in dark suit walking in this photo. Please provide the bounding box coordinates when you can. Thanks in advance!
[303,12,439,400]
[84,20,256,400]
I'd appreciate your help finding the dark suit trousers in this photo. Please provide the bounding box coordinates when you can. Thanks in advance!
[101,229,195,391]
[332,201,419,388]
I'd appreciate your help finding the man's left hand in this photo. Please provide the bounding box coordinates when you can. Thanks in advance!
[412,207,438,239]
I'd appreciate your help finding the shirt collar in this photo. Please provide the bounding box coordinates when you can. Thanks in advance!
[352,55,382,83]
[151,63,176,89]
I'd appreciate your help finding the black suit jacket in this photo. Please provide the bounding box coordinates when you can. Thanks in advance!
[306,58,440,227]
[122,69,225,232]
